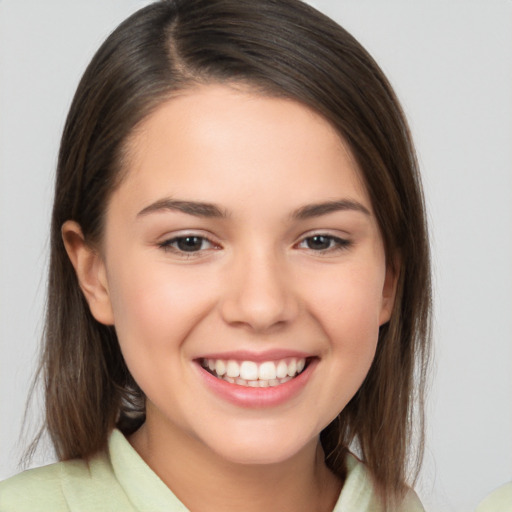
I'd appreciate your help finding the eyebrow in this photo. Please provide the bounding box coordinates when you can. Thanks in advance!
[291,199,371,219]
[137,199,227,218]
[137,198,370,220]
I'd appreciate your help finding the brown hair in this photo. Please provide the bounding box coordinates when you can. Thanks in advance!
[34,0,431,506]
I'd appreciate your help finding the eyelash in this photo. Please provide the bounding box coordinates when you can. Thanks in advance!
[158,233,351,256]
[296,234,351,253]
[158,235,218,255]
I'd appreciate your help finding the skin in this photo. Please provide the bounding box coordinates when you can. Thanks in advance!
[63,84,397,512]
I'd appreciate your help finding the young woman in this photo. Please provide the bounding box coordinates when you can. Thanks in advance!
[0,1,431,510]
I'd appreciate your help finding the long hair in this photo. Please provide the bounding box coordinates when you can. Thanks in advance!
[35,0,431,506]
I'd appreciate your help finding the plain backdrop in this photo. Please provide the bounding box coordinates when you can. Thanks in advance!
[1,1,511,511]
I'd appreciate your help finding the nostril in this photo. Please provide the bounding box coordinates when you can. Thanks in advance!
[220,288,299,332]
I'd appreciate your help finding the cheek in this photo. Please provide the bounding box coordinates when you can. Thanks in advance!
[307,265,386,337]
[105,256,217,360]
[304,265,385,381]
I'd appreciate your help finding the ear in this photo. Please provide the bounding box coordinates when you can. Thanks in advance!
[61,220,115,325]
[379,259,400,326]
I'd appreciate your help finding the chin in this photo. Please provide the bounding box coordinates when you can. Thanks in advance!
[201,426,319,466]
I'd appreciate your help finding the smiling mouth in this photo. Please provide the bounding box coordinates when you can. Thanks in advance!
[200,357,309,388]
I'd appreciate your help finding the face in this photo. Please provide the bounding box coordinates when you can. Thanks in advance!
[69,85,396,466]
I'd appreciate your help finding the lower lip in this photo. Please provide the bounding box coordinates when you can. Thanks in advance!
[195,359,317,408]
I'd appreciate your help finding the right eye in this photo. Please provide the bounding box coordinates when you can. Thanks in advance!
[159,235,217,253]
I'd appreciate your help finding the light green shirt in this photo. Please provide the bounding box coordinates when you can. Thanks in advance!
[0,430,423,511]
[475,482,512,512]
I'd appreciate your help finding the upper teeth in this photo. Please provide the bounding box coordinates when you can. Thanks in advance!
[202,357,306,382]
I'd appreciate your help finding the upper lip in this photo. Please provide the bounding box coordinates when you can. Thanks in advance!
[195,349,314,362]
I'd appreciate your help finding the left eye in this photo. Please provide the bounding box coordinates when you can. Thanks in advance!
[160,236,214,253]
[298,235,349,251]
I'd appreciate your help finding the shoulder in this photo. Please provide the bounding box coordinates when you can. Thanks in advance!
[0,461,73,512]
[398,487,425,512]
[333,453,425,512]
[0,449,134,512]
[475,481,512,512]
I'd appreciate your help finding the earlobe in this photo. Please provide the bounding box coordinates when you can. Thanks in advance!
[61,221,115,325]
[379,261,400,326]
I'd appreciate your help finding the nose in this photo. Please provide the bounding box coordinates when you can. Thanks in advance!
[220,249,299,333]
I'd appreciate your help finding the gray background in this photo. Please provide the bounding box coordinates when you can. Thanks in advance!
[1,1,511,510]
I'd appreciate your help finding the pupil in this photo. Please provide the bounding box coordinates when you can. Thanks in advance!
[308,235,330,250]
[178,237,202,252]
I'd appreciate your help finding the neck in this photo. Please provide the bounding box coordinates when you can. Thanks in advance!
[129,420,342,512]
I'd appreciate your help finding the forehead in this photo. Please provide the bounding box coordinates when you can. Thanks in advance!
[115,84,371,214]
